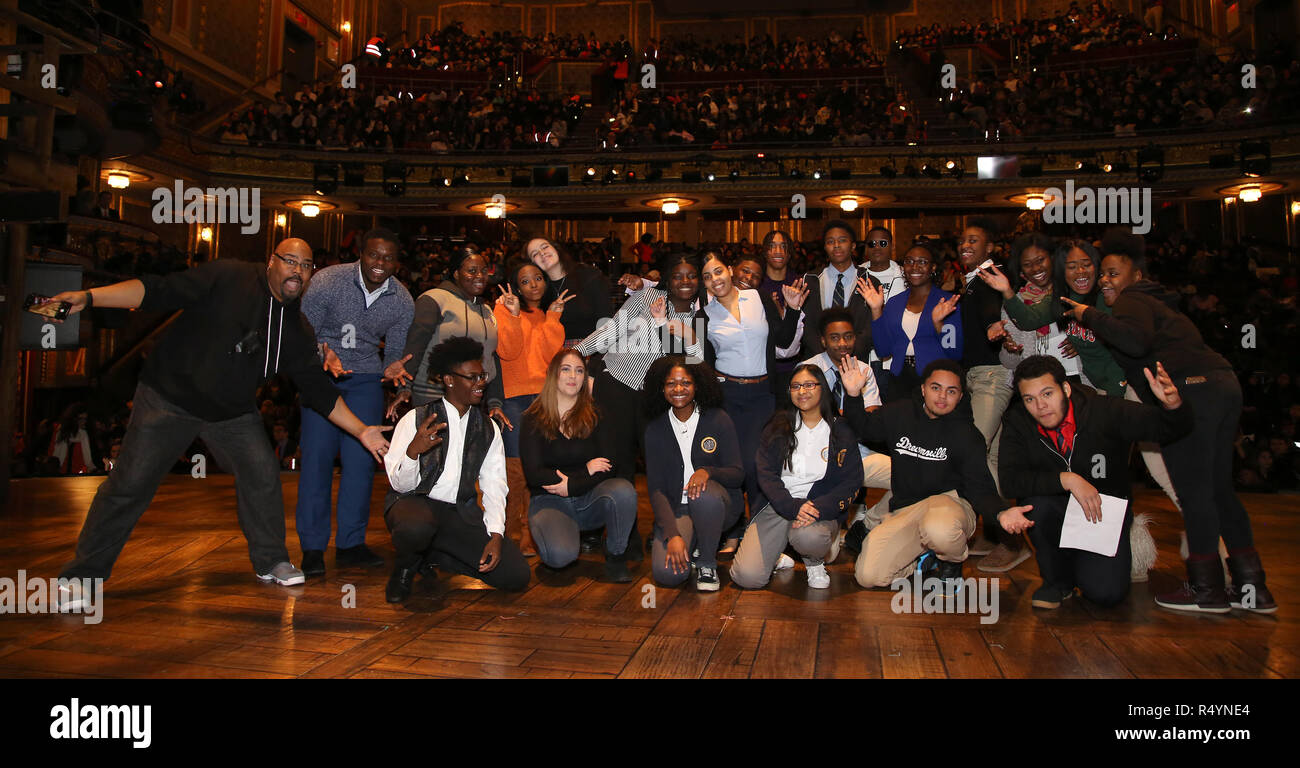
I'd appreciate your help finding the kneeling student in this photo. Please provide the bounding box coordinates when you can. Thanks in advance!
[838,358,1027,588]
[730,364,863,590]
[644,356,746,591]
[997,355,1191,608]
[383,337,531,603]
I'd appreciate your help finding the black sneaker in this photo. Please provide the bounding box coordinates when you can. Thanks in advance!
[1031,583,1075,609]
[580,530,603,554]
[844,520,868,554]
[301,549,326,578]
[336,544,384,568]
[695,565,720,592]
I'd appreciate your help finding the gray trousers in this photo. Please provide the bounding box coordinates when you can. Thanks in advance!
[651,481,732,585]
[729,504,839,589]
[529,477,638,568]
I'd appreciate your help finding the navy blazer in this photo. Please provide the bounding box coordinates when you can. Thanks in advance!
[755,415,863,523]
[644,407,746,541]
[871,286,964,377]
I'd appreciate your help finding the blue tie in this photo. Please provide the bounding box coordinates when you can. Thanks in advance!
[832,273,845,308]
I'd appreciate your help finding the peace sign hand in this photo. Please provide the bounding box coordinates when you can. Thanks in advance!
[405,410,446,459]
[498,283,521,316]
[548,289,574,315]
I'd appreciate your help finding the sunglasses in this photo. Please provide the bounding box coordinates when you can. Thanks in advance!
[865,240,892,248]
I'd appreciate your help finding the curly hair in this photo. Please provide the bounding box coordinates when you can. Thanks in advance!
[642,355,724,419]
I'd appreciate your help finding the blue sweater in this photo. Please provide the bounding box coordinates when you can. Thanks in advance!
[871,287,964,377]
[301,263,414,375]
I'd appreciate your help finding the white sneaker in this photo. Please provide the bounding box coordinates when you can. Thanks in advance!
[256,562,306,586]
[56,581,88,612]
[773,553,795,572]
[849,504,868,525]
[805,563,830,589]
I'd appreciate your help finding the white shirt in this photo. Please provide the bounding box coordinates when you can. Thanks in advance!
[357,264,390,308]
[902,309,921,356]
[384,404,507,536]
[802,352,881,459]
[671,407,700,502]
[704,289,767,377]
[864,260,906,303]
[781,417,831,500]
[820,263,857,310]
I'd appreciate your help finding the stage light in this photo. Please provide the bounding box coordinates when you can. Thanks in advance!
[661,200,680,215]
[1241,141,1271,177]
[1077,160,1101,174]
[1103,163,1114,173]
[106,172,130,189]
[199,226,212,242]
[839,197,859,212]
[585,166,596,178]
[729,169,740,181]
[625,168,637,182]
[1025,194,1046,211]
[314,163,339,195]
[945,160,956,170]
[922,163,941,180]
[812,169,824,180]
[603,169,618,185]
[300,202,320,217]
[1238,185,1262,203]
[706,172,716,182]
[485,202,505,219]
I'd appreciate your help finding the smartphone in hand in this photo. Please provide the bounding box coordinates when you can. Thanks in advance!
[23,293,71,320]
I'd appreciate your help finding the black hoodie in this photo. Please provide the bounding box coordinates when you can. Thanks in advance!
[1082,279,1231,403]
[842,393,1004,519]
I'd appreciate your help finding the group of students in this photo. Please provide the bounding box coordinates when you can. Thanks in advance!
[49,220,1276,620]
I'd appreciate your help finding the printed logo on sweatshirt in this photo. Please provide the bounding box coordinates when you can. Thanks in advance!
[894,436,949,462]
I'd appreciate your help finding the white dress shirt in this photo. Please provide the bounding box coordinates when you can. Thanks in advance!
[385,404,507,536]
[704,289,767,377]
[781,417,831,500]
[671,407,700,502]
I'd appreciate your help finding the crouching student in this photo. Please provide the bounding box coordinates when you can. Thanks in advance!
[643,356,745,591]
[838,358,1028,588]
[997,355,1192,608]
[520,349,640,582]
[383,337,531,603]
[730,364,863,590]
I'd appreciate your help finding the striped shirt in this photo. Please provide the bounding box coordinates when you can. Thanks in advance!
[576,288,703,390]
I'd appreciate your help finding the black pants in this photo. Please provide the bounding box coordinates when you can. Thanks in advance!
[1160,369,1255,555]
[592,370,647,481]
[1025,494,1130,607]
[61,381,290,580]
[385,496,530,591]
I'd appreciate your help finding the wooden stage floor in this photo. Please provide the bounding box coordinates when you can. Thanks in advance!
[0,474,1295,679]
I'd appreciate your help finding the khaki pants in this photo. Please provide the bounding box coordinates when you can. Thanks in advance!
[730,505,839,590]
[966,365,1013,496]
[855,490,976,588]
[861,452,894,528]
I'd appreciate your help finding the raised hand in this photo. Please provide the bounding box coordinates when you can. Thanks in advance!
[405,410,446,459]
[837,355,868,398]
[931,294,961,332]
[976,264,1014,299]
[997,504,1035,534]
[1143,361,1183,410]
[321,342,353,378]
[648,294,667,321]
[383,353,414,386]
[543,469,570,497]
[618,273,646,292]
[498,283,521,316]
[782,277,811,311]
[1060,297,1089,323]
[548,288,574,315]
[855,276,884,316]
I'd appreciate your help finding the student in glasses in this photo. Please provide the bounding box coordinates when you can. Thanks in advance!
[643,356,745,591]
[51,239,392,608]
[856,241,964,402]
[519,349,639,582]
[383,337,530,602]
[696,250,807,553]
[730,364,863,591]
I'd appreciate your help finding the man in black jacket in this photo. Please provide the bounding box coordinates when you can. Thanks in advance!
[48,239,392,608]
[1062,229,1276,614]
[998,356,1192,608]
[839,358,1030,588]
[799,220,878,361]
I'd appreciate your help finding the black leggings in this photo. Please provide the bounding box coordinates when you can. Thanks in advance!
[385,496,530,591]
[1160,370,1254,555]
[1025,494,1130,607]
[591,370,647,481]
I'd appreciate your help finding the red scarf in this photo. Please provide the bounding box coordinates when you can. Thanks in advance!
[1036,399,1077,457]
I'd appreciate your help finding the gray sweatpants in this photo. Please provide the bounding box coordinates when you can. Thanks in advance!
[729,504,839,589]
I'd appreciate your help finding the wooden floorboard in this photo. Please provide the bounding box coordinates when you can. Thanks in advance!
[0,474,1295,678]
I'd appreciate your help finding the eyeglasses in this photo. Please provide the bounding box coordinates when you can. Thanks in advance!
[866,240,892,248]
[789,381,821,392]
[274,252,315,272]
[447,371,489,384]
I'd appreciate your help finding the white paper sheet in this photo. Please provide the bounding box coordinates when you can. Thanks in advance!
[1059,493,1128,557]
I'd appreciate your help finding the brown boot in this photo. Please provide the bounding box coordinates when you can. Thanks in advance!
[505,457,536,557]
[1226,548,1277,614]
[1155,555,1231,614]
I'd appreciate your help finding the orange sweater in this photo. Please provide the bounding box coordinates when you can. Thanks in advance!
[494,303,565,399]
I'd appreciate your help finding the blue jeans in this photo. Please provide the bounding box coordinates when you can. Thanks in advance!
[501,393,535,458]
[528,478,638,567]
[295,373,383,551]
[60,381,289,580]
